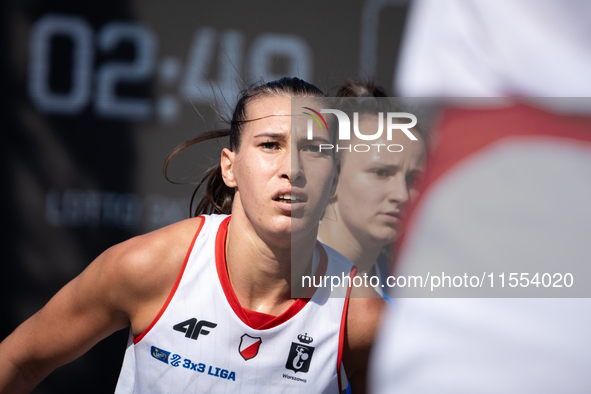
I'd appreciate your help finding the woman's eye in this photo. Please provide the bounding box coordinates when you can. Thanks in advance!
[261,142,279,150]
[407,172,424,188]
[372,169,388,177]
[303,144,321,153]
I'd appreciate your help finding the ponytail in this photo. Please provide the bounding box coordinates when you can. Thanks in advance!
[163,129,233,217]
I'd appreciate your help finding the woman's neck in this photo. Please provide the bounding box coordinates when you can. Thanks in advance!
[318,214,382,274]
[224,214,316,316]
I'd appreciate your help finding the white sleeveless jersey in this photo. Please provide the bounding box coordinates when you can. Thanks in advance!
[115,214,355,394]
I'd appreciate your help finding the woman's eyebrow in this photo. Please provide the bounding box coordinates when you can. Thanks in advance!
[299,136,331,144]
[372,163,401,171]
[369,163,426,174]
[253,132,287,139]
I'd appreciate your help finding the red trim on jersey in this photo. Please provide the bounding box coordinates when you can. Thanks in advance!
[215,216,329,330]
[133,216,205,344]
[422,103,591,195]
[336,266,356,393]
[242,308,275,328]
[395,103,591,255]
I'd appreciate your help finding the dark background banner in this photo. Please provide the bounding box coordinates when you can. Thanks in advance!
[1,1,409,392]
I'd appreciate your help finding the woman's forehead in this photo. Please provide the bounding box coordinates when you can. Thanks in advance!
[247,95,325,118]
[340,116,425,168]
[247,95,292,118]
[244,95,329,139]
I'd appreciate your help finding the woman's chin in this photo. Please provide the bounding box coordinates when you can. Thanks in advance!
[290,218,320,243]
[368,227,399,246]
[260,216,319,247]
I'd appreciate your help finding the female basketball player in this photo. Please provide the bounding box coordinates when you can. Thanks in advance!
[318,81,426,296]
[0,78,382,393]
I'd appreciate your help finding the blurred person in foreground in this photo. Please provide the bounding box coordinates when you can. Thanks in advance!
[369,0,591,392]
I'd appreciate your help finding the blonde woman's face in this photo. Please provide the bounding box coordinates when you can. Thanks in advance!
[333,115,425,247]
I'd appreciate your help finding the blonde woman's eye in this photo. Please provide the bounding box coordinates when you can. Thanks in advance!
[372,169,388,177]
[407,171,424,188]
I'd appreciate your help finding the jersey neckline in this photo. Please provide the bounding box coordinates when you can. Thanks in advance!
[215,216,328,330]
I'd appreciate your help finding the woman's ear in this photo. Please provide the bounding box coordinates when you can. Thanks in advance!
[221,148,237,188]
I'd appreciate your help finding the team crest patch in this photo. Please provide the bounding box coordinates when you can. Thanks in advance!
[151,346,171,364]
[239,334,262,360]
[285,333,315,373]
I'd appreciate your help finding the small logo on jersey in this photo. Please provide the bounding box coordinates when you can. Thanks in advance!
[151,346,171,364]
[239,334,262,361]
[297,333,313,344]
[285,333,315,373]
[173,318,217,340]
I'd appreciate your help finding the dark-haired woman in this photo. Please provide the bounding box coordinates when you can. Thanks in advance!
[0,78,382,393]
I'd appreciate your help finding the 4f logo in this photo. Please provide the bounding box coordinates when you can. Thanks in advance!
[173,318,217,340]
[285,333,315,374]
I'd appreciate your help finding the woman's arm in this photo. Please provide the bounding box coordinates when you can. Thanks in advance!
[0,257,130,393]
[0,217,202,393]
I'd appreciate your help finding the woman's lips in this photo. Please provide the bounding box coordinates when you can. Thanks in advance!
[272,189,307,213]
[274,194,305,203]
[381,211,401,224]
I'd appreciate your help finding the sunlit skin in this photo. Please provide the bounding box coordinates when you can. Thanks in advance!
[319,114,425,274]
[221,95,338,314]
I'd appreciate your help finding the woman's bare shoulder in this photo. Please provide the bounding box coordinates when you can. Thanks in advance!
[0,218,204,390]
[105,217,202,276]
[94,216,204,317]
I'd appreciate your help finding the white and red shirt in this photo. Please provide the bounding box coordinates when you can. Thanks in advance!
[115,214,355,393]
[396,0,591,98]
[370,104,591,393]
